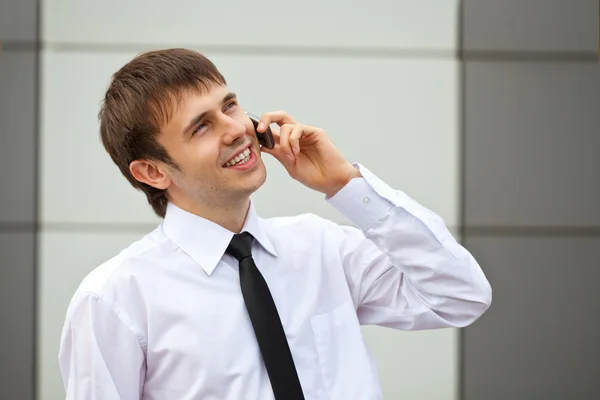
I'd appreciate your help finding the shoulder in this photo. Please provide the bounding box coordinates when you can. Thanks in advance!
[261,211,336,231]
[259,212,363,244]
[67,225,173,306]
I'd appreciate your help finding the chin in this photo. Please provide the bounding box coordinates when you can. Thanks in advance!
[233,161,266,195]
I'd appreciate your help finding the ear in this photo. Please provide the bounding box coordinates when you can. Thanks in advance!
[129,159,171,190]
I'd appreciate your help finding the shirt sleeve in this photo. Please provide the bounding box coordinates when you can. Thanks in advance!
[58,292,146,399]
[326,163,492,330]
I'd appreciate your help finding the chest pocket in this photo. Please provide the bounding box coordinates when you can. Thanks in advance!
[311,301,382,400]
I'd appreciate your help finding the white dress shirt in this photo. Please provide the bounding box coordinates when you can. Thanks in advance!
[58,163,491,400]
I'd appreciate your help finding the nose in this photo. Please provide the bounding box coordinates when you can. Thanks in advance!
[219,114,247,145]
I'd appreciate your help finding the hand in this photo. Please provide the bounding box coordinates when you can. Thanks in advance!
[257,111,361,198]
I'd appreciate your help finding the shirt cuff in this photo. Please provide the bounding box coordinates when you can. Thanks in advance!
[327,163,397,231]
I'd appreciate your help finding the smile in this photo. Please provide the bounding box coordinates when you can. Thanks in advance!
[224,148,251,167]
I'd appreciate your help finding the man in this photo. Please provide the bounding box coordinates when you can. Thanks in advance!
[58,48,491,400]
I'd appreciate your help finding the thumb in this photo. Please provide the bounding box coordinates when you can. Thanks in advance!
[261,144,291,166]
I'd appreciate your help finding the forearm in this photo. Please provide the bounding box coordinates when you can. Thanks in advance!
[329,163,492,329]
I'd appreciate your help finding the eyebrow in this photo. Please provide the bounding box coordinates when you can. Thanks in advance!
[183,92,238,135]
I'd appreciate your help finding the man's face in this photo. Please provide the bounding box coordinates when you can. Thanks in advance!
[157,83,267,210]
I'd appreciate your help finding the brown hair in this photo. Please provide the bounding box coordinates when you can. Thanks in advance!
[99,48,227,218]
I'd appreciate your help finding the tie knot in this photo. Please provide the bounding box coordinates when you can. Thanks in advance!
[226,232,254,261]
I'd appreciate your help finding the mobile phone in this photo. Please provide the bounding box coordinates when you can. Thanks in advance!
[246,111,275,149]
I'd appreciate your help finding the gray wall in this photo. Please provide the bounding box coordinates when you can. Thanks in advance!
[461,1,600,399]
[0,0,39,398]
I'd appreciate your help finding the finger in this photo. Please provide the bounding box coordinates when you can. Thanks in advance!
[257,111,297,132]
[260,143,287,165]
[278,124,295,162]
[269,127,281,145]
[289,125,304,154]
[296,124,323,139]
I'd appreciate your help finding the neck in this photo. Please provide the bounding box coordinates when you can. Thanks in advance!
[170,196,251,233]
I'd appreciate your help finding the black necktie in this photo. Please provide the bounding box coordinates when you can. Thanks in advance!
[226,232,305,400]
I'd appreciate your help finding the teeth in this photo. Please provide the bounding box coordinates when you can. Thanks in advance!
[225,148,251,167]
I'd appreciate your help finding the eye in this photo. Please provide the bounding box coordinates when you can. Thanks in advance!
[224,100,238,112]
[192,123,206,136]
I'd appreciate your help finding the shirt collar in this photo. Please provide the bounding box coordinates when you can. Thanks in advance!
[161,200,277,275]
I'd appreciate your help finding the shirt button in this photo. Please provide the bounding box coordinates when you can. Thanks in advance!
[363,196,371,204]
